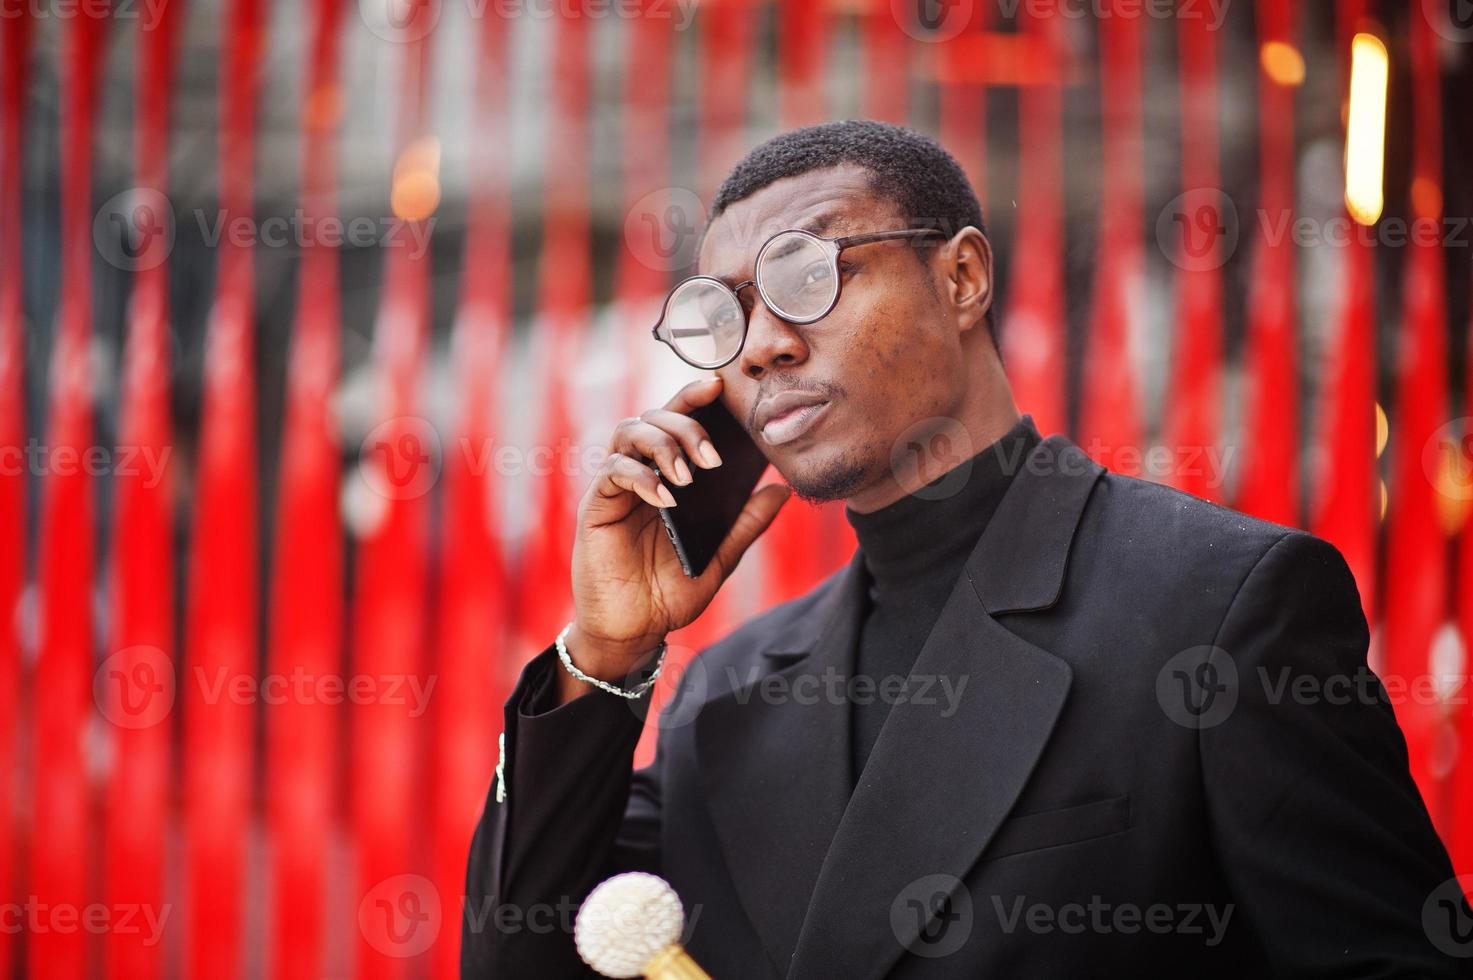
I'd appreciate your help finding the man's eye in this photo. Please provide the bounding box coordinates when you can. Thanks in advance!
[801,262,833,286]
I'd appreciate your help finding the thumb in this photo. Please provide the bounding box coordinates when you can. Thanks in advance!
[705,482,793,583]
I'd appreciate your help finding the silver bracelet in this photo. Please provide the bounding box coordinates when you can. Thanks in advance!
[555,622,667,700]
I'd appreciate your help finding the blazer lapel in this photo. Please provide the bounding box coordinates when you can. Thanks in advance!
[696,432,1104,980]
[785,434,1104,980]
[694,549,869,977]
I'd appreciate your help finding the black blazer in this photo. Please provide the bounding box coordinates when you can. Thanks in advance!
[463,427,1472,979]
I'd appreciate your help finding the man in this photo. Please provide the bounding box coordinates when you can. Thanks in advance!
[462,120,1471,977]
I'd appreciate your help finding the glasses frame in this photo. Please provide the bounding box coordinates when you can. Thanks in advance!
[650,227,946,369]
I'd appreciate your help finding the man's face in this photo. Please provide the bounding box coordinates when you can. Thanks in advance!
[700,163,980,504]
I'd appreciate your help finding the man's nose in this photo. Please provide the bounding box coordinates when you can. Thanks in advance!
[738,301,809,381]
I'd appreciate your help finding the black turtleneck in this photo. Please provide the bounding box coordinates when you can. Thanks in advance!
[843,414,1042,785]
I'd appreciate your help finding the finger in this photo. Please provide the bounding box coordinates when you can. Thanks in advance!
[704,482,792,583]
[661,374,725,415]
[610,418,696,485]
[588,451,676,515]
[637,408,724,470]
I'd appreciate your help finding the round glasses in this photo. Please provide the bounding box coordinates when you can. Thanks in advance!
[650,227,945,369]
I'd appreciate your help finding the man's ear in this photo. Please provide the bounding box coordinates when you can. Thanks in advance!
[941,226,993,334]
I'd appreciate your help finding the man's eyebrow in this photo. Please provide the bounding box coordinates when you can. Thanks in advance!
[795,211,839,236]
[704,209,843,285]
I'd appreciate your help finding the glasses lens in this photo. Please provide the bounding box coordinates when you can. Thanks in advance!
[664,278,745,367]
[757,232,836,321]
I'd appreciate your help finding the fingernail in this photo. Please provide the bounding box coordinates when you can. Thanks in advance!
[698,440,722,468]
[657,484,677,508]
[673,457,693,485]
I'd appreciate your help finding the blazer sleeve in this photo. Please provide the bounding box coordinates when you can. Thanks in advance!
[460,642,666,979]
[1199,530,1473,976]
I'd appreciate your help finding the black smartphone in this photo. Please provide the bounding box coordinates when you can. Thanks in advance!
[652,398,771,578]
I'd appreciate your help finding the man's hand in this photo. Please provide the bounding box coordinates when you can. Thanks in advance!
[561,374,790,702]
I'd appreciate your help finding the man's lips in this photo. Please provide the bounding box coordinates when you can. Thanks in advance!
[759,400,831,446]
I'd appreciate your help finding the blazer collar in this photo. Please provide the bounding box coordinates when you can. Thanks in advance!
[696,432,1104,978]
[759,426,1104,663]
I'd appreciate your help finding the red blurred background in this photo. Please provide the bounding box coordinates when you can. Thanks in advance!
[2,0,1472,976]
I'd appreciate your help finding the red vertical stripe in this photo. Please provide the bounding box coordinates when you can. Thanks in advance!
[1383,7,1452,827]
[30,7,108,979]
[698,0,753,197]
[1309,0,1375,624]
[265,0,345,976]
[937,1,989,210]
[1160,6,1225,501]
[617,0,677,418]
[349,2,436,977]
[183,0,265,975]
[779,0,826,128]
[103,2,183,978]
[427,3,511,976]
[517,3,591,654]
[0,6,32,976]
[1456,278,1473,877]
[1234,0,1300,526]
[861,0,908,124]
[1001,11,1066,439]
[1077,4,1145,463]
